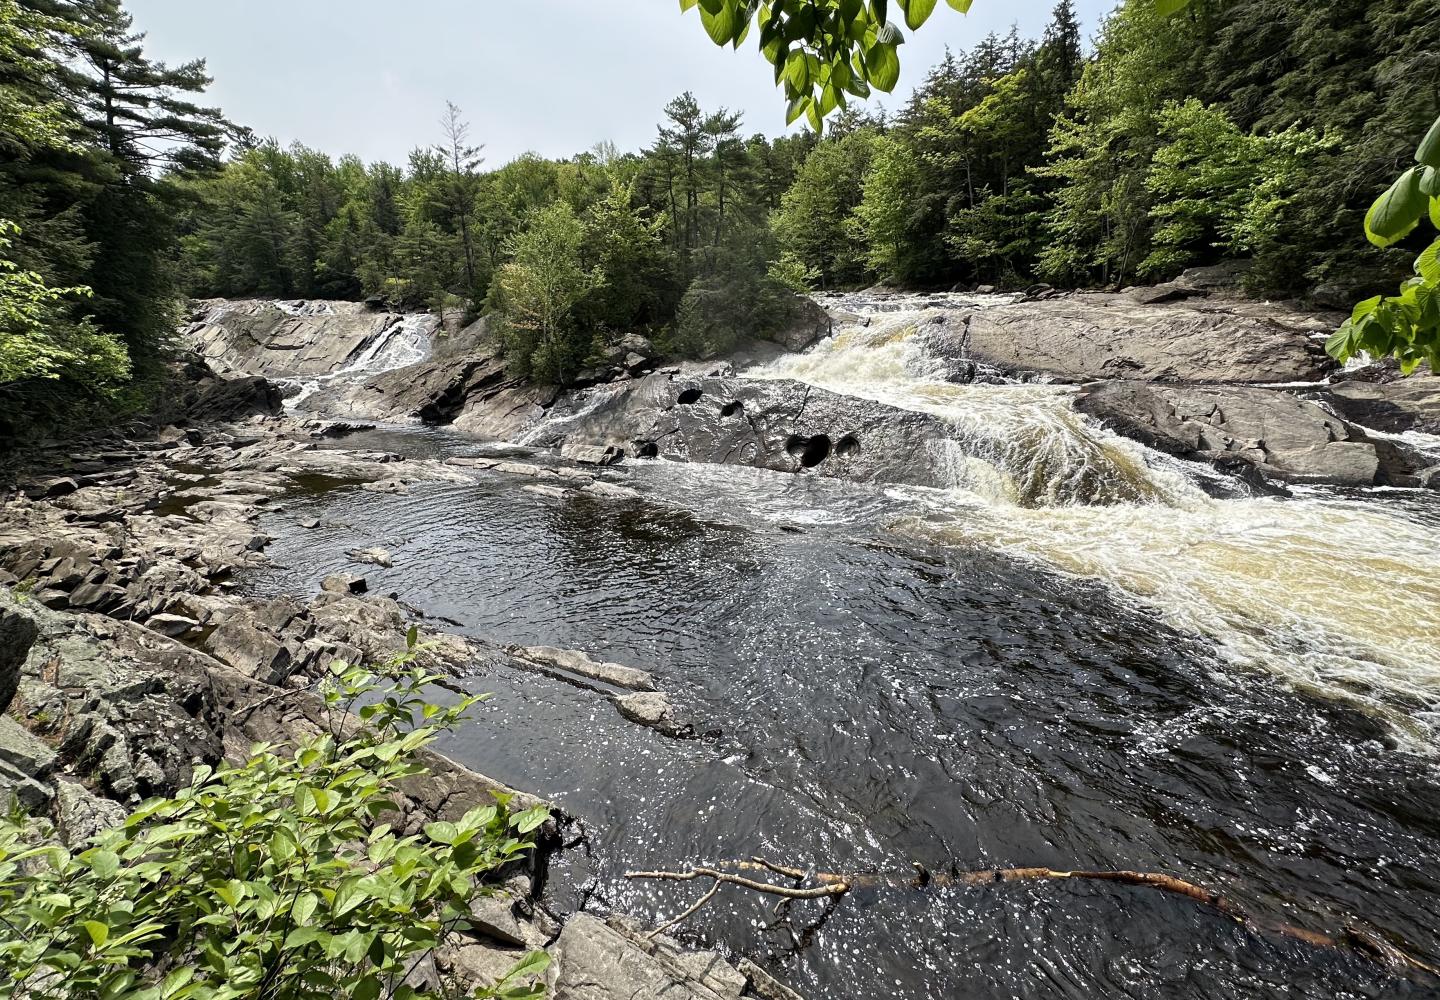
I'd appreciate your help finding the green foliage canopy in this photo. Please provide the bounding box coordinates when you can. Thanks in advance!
[0,646,551,1000]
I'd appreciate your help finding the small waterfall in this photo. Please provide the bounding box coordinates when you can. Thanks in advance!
[283,312,437,411]
[750,298,1203,508]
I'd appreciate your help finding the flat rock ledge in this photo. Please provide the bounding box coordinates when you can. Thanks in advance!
[1074,381,1440,488]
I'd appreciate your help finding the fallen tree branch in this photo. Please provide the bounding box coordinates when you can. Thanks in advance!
[625,865,849,900]
[647,882,721,940]
[627,859,1439,978]
[232,685,308,722]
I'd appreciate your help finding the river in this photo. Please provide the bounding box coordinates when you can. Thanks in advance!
[244,293,1440,999]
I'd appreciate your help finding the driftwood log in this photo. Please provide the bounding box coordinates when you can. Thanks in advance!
[624,858,1439,978]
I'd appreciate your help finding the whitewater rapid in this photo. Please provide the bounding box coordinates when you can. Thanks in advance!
[750,295,1440,743]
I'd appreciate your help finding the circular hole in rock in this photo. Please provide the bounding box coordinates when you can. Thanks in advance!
[634,441,659,458]
[835,434,861,458]
[676,387,703,405]
[721,401,744,418]
[786,434,832,468]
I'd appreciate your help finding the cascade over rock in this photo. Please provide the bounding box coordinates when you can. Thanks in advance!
[184,299,436,378]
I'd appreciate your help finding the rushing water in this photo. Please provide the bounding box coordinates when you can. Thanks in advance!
[253,294,1440,999]
[280,312,436,409]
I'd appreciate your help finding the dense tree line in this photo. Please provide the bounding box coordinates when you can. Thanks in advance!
[175,95,819,382]
[1,0,228,425]
[776,0,1435,299]
[5,0,1436,419]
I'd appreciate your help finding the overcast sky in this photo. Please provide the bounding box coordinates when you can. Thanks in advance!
[125,1,1114,168]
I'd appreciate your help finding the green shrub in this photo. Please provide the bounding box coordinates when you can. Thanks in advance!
[0,639,551,1000]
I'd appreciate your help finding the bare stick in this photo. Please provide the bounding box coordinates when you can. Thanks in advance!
[625,866,849,900]
[632,860,1439,978]
[232,686,307,722]
[647,882,721,940]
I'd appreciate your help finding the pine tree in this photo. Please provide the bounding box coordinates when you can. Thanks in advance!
[436,101,484,296]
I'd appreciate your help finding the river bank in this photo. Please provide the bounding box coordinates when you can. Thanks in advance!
[0,399,804,1000]
[4,286,1440,999]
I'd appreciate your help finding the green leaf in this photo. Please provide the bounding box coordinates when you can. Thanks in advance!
[1416,240,1440,284]
[699,1,738,45]
[901,0,937,29]
[1155,0,1190,13]
[1365,167,1428,248]
[872,0,888,26]
[1416,114,1440,169]
[87,849,120,879]
[784,49,809,92]
[82,920,110,947]
[1325,325,1351,360]
[945,0,973,10]
[875,20,905,45]
[499,950,552,985]
[865,42,901,92]
[293,892,319,926]
[424,820,459,845]
[679,0,698,9]
[509,804,551,835]
[1349,295,1382,322]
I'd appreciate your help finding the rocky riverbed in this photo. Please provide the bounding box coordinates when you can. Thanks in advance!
[0,389,797,999]
[6,279,1440,1000]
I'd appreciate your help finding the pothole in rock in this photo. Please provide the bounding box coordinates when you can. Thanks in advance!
[785,433,832,468]
[835,434,861,458]
[676,387,703,405]
[720,401,744,418]
[634,441,659,458]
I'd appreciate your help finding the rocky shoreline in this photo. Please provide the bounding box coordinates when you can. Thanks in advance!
[0,394,789,1000]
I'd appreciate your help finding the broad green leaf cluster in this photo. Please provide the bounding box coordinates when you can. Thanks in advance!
[0,647,551,1000]
[1328,114,1440,373]
[680,0,1191,132]
[681,0,974,132]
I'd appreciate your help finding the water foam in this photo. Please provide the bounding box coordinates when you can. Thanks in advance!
[283,312,436,410]
[752,293,1440,741]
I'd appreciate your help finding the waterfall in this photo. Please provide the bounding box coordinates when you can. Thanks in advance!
[283,312,437,410]
[749,293,1440,742]
[750,298,1206,508]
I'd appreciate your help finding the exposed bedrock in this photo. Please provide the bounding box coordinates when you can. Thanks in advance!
[919,292,1340,384]
[1318,374,1440,437]
[528,373,953,489]
[331,346,559,440]
[184,298,433,377]
[1074,381,1439,488]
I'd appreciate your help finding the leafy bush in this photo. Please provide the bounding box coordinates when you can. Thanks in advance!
[0,640,551,1000]
[0,220,130,393]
